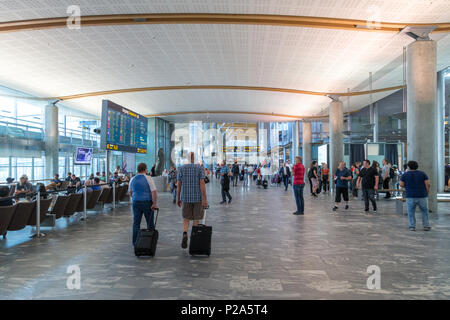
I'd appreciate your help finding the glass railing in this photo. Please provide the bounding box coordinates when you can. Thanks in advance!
[0,115,99,146]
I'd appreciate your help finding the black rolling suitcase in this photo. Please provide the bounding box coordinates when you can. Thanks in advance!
[135,208,159,257]
[189,207,211,256]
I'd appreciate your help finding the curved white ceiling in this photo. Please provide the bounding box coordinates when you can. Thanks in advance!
[0,0,449,122]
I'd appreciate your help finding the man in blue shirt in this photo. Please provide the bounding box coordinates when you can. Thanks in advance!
[219,160,232,204]
[333,161,352,211]
[177,152,208,249]
[129,163,158,246]
[400,161,431,231]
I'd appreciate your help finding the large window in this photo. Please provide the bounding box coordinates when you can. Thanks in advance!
[0,157,9,182]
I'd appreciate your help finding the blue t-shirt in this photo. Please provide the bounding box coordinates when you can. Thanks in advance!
[220,166,230,181]
[400,170,429,198]
[335,168,351,188]
[129,174,155,202]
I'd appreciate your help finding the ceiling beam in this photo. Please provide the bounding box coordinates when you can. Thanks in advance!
[0,13,449,34]
[49,84,405,101]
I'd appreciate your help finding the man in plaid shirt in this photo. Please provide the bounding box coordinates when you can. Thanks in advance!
[177,152,209,249]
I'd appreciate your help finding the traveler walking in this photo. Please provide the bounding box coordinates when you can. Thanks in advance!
[381,159,391,198]
[278,162,291,191]
[332,161,352,211]
[231,161,240,187]
[219,160,232,204]
[308,161,319,197]
[357,160,379,213]
[399,161,431,231]
[129,163,158,247]
[177,152,209,249]
[321,163,329,193]
[169,166,178,204]
[292,156,305,215]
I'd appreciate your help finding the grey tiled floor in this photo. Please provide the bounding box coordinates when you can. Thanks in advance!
[1,180,449,299]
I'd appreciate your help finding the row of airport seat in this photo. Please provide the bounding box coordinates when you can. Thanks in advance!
[0,184,129,239]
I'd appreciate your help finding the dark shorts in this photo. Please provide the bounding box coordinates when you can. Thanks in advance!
[182,202,204,220]
[335,187,349,202]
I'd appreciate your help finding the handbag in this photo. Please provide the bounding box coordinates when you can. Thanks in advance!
[204,176,210,184]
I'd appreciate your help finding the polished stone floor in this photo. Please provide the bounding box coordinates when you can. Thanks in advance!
[1,179,449,300]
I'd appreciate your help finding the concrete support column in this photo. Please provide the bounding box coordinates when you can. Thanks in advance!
[406,40,437,213]
[44,103,59,179]
[370,102,379,142]
[292,120,300,159]
[437,70,446,192]
[302,121,312,176]
[329,99,344,184]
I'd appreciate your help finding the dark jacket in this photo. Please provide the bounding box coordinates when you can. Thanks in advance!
[278,166,291,177]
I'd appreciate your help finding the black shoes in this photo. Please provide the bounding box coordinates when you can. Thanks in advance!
[424,227,431,231]
[332,206,338,211]
[181,232,188,249]
[312,193,317,197]
[292,212,304,215]
[409,227,416,231]
[345,205,349,210]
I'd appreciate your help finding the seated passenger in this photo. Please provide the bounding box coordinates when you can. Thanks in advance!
[65,172,72,182]
[100,172,106,182]
[77,179,93,193]
[15,175,33,198]
[32,184,50,201]
[0,186,13,206]
[92,177,102,191]
[46,173,62,191]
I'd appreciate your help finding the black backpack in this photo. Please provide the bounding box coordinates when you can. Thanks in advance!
[389,168,395,179]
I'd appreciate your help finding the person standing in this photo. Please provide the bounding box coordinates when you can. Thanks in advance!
[400,161,431,231]
[321,163,329,193]
[169,165,178,204]
[292,156,305,215]
[357,160,379,213]
[381,159,391,198]
[150,164,156,177]
[177,152,209,249]
[219,160,232,204]
[243,163,249,187]
[128,163,158,247]
[332,161,352,211]
[279,162,291,191]
[231,160,240,187]
[309,161,319,197]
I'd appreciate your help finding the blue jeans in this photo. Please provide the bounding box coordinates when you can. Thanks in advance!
[132,200,155,246]
[293,184,305,213]
[406,197,430,228]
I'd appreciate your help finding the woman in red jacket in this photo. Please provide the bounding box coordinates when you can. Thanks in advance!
[292,156,306,215]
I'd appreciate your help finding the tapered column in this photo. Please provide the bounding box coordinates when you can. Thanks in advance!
[329,99,344,184]
[292,120,300,159]
[302,121,312,175]
[370,102,379,142]
[437,70,445,192]
[44,103,59,179]
[406,40,437,213]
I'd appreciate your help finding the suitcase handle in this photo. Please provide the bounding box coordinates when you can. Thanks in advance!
[153,208,159,227]
[202,206,209,225]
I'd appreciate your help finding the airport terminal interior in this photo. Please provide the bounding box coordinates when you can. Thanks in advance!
[0,0,449,300]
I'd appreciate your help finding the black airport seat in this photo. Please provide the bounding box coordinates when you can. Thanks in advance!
[114,185,124,202]
[27,198,52,226]
[97,188,111,207]
[63,193,82,217]
[50,195,70,219]
[87,189,102,209]
[0,205,16,238]
[118,185,129,201]
[8,201,35,231]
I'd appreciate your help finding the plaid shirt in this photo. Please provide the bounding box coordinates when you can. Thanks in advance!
[177,164,205,203]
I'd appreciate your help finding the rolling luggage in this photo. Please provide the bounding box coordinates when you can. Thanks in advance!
[134,208,159,257]
[189,207,211,256]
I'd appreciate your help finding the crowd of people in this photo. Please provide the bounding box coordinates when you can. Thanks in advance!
[0,155,434,251]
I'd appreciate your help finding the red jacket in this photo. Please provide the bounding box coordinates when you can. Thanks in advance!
[292,163,305,185]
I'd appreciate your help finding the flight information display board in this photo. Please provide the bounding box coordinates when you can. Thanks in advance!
[100,100,148,154]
